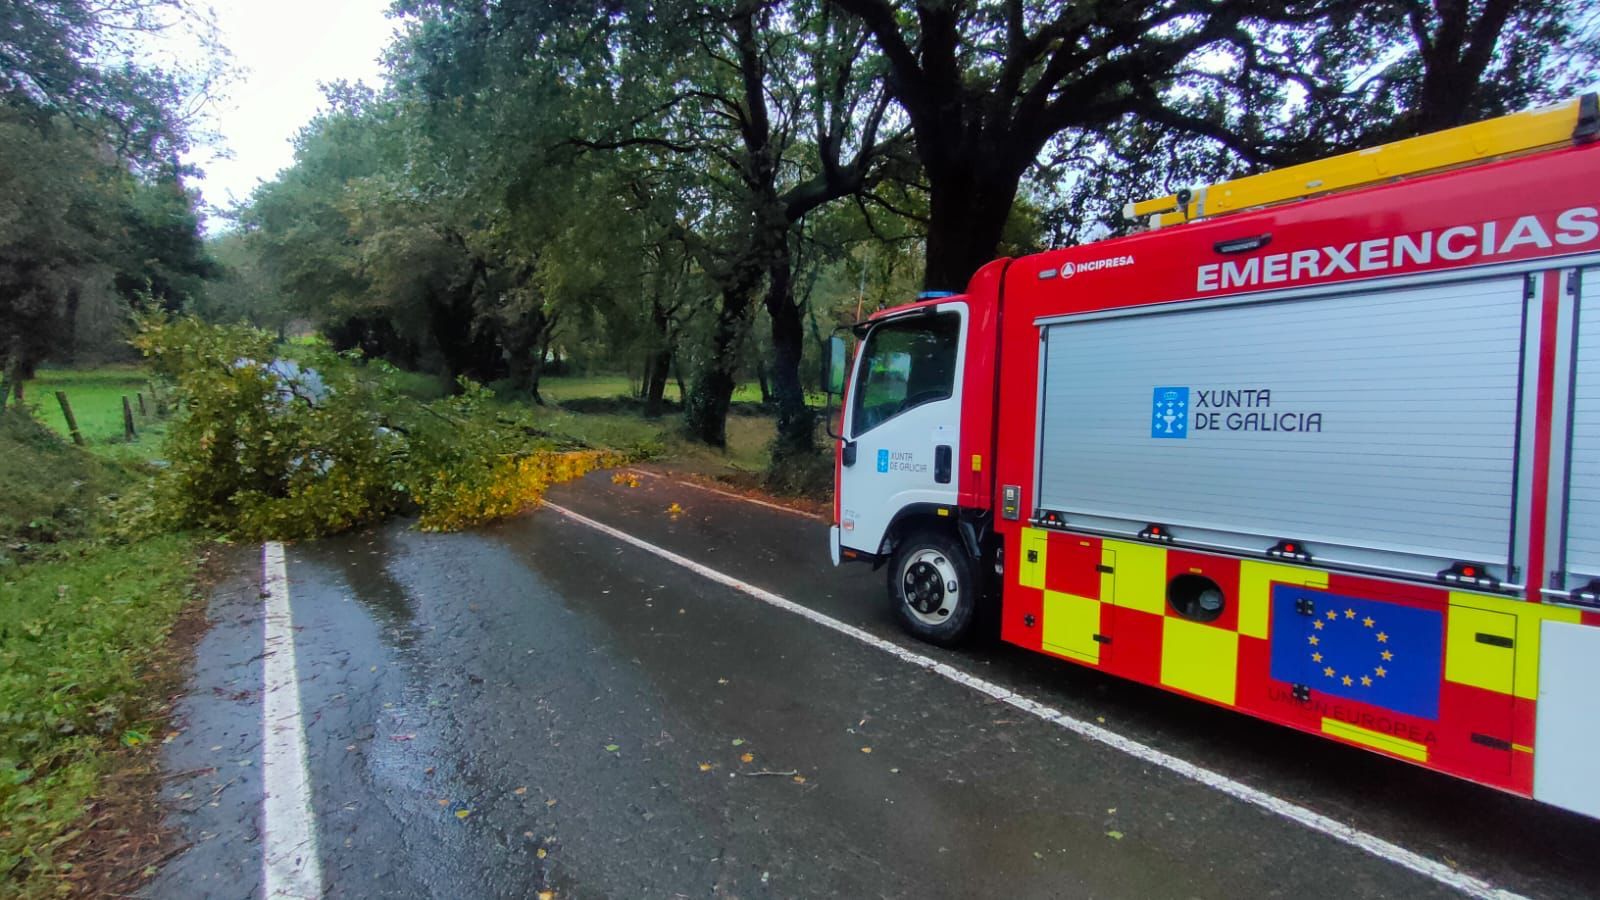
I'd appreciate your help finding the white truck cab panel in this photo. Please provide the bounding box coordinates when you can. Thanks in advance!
[837,303,967,557]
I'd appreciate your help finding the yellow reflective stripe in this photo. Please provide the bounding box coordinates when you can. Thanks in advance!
[1322,718,1429,763]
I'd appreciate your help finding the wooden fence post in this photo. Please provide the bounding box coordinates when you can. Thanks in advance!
[137,392,148,416]
[122,396,137,441]
[55,392,85,446]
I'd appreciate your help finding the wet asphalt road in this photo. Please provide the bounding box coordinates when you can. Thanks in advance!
[148,469,1600,899]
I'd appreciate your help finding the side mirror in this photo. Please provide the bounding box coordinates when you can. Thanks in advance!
[825,334,847,396]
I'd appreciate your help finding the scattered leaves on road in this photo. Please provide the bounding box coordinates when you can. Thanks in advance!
[731,738,746,746]
[536,847,547,859]
[667,502,683,517]
[603,743,620,753]
[1106,830,1124,840]
[740,752,754,764]
[792,775,806,784]
[513,786,527,796]
[455,809,471,820]
[698,762,715,772]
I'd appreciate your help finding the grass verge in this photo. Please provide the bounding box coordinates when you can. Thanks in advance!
[0,400,200,897]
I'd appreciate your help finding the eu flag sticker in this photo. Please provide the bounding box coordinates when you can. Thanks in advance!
[876,448,889,472]
[1269,586,1444,720]
[1151,387,1189,439]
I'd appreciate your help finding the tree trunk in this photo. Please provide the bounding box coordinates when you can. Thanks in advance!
[643,349,672,418]
[684,290,754,448]
[763,257,814,458]
[529,320,553,406]
[921,165,1023,293]
[1,337,17,411]
[755,354,771,404]
[63,287,81,363]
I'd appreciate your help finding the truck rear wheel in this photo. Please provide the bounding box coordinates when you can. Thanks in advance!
[889,530,977,646]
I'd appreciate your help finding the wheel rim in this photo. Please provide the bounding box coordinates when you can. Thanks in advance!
[901,548,960,626]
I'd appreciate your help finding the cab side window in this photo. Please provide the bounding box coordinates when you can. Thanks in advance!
[852,312,960,435]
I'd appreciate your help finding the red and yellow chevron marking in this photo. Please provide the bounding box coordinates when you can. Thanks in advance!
[1003,526,1587,796]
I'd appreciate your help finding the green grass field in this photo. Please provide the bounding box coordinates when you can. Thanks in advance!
[528,374,776,474]
[535,373,775,405]
[25,366,170,460]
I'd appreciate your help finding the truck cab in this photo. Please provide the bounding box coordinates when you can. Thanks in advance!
[828,266,1007,645]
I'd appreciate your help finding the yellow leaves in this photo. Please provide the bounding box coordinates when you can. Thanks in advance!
[792,775,806,784]
[536,847,547,859]
[740,752,754,764]
[512,786,527,796]
[860,746,872,754]
[666,502,684,517]
[538,891,555,900]
[610,472,641,488]
[698,762,716,772]
[455,809,471,820]
[417,450,626,531]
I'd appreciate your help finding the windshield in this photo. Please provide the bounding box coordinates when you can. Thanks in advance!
[851,312,961,435]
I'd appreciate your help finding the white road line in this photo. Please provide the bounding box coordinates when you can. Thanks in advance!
[260,542,323,899]
[622,468,826,520]
[543,501,1524,900]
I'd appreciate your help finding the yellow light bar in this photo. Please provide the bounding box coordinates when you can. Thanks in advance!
[1125,95,1596,229]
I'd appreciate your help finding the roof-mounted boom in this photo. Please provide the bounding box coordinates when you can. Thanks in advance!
[1124,93,1599,230]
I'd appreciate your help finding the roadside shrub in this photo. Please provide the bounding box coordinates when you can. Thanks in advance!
[764,443,834,498]
[133,314,627,540]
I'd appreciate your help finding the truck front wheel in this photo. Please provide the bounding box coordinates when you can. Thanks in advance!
[889,530,978,646]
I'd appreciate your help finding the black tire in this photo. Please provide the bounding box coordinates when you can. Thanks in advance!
[889,529,979,647]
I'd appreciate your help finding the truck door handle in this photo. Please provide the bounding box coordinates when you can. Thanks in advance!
[934,445,952,483]
[842,442,857,467]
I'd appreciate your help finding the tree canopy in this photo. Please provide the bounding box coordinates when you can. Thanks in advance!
[0,0,215,406]
[194,0,1600,467]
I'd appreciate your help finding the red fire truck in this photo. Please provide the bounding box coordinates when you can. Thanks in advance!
[825,96,1600,816]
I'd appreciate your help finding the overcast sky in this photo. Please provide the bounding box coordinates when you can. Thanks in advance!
[187,0,397,223]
